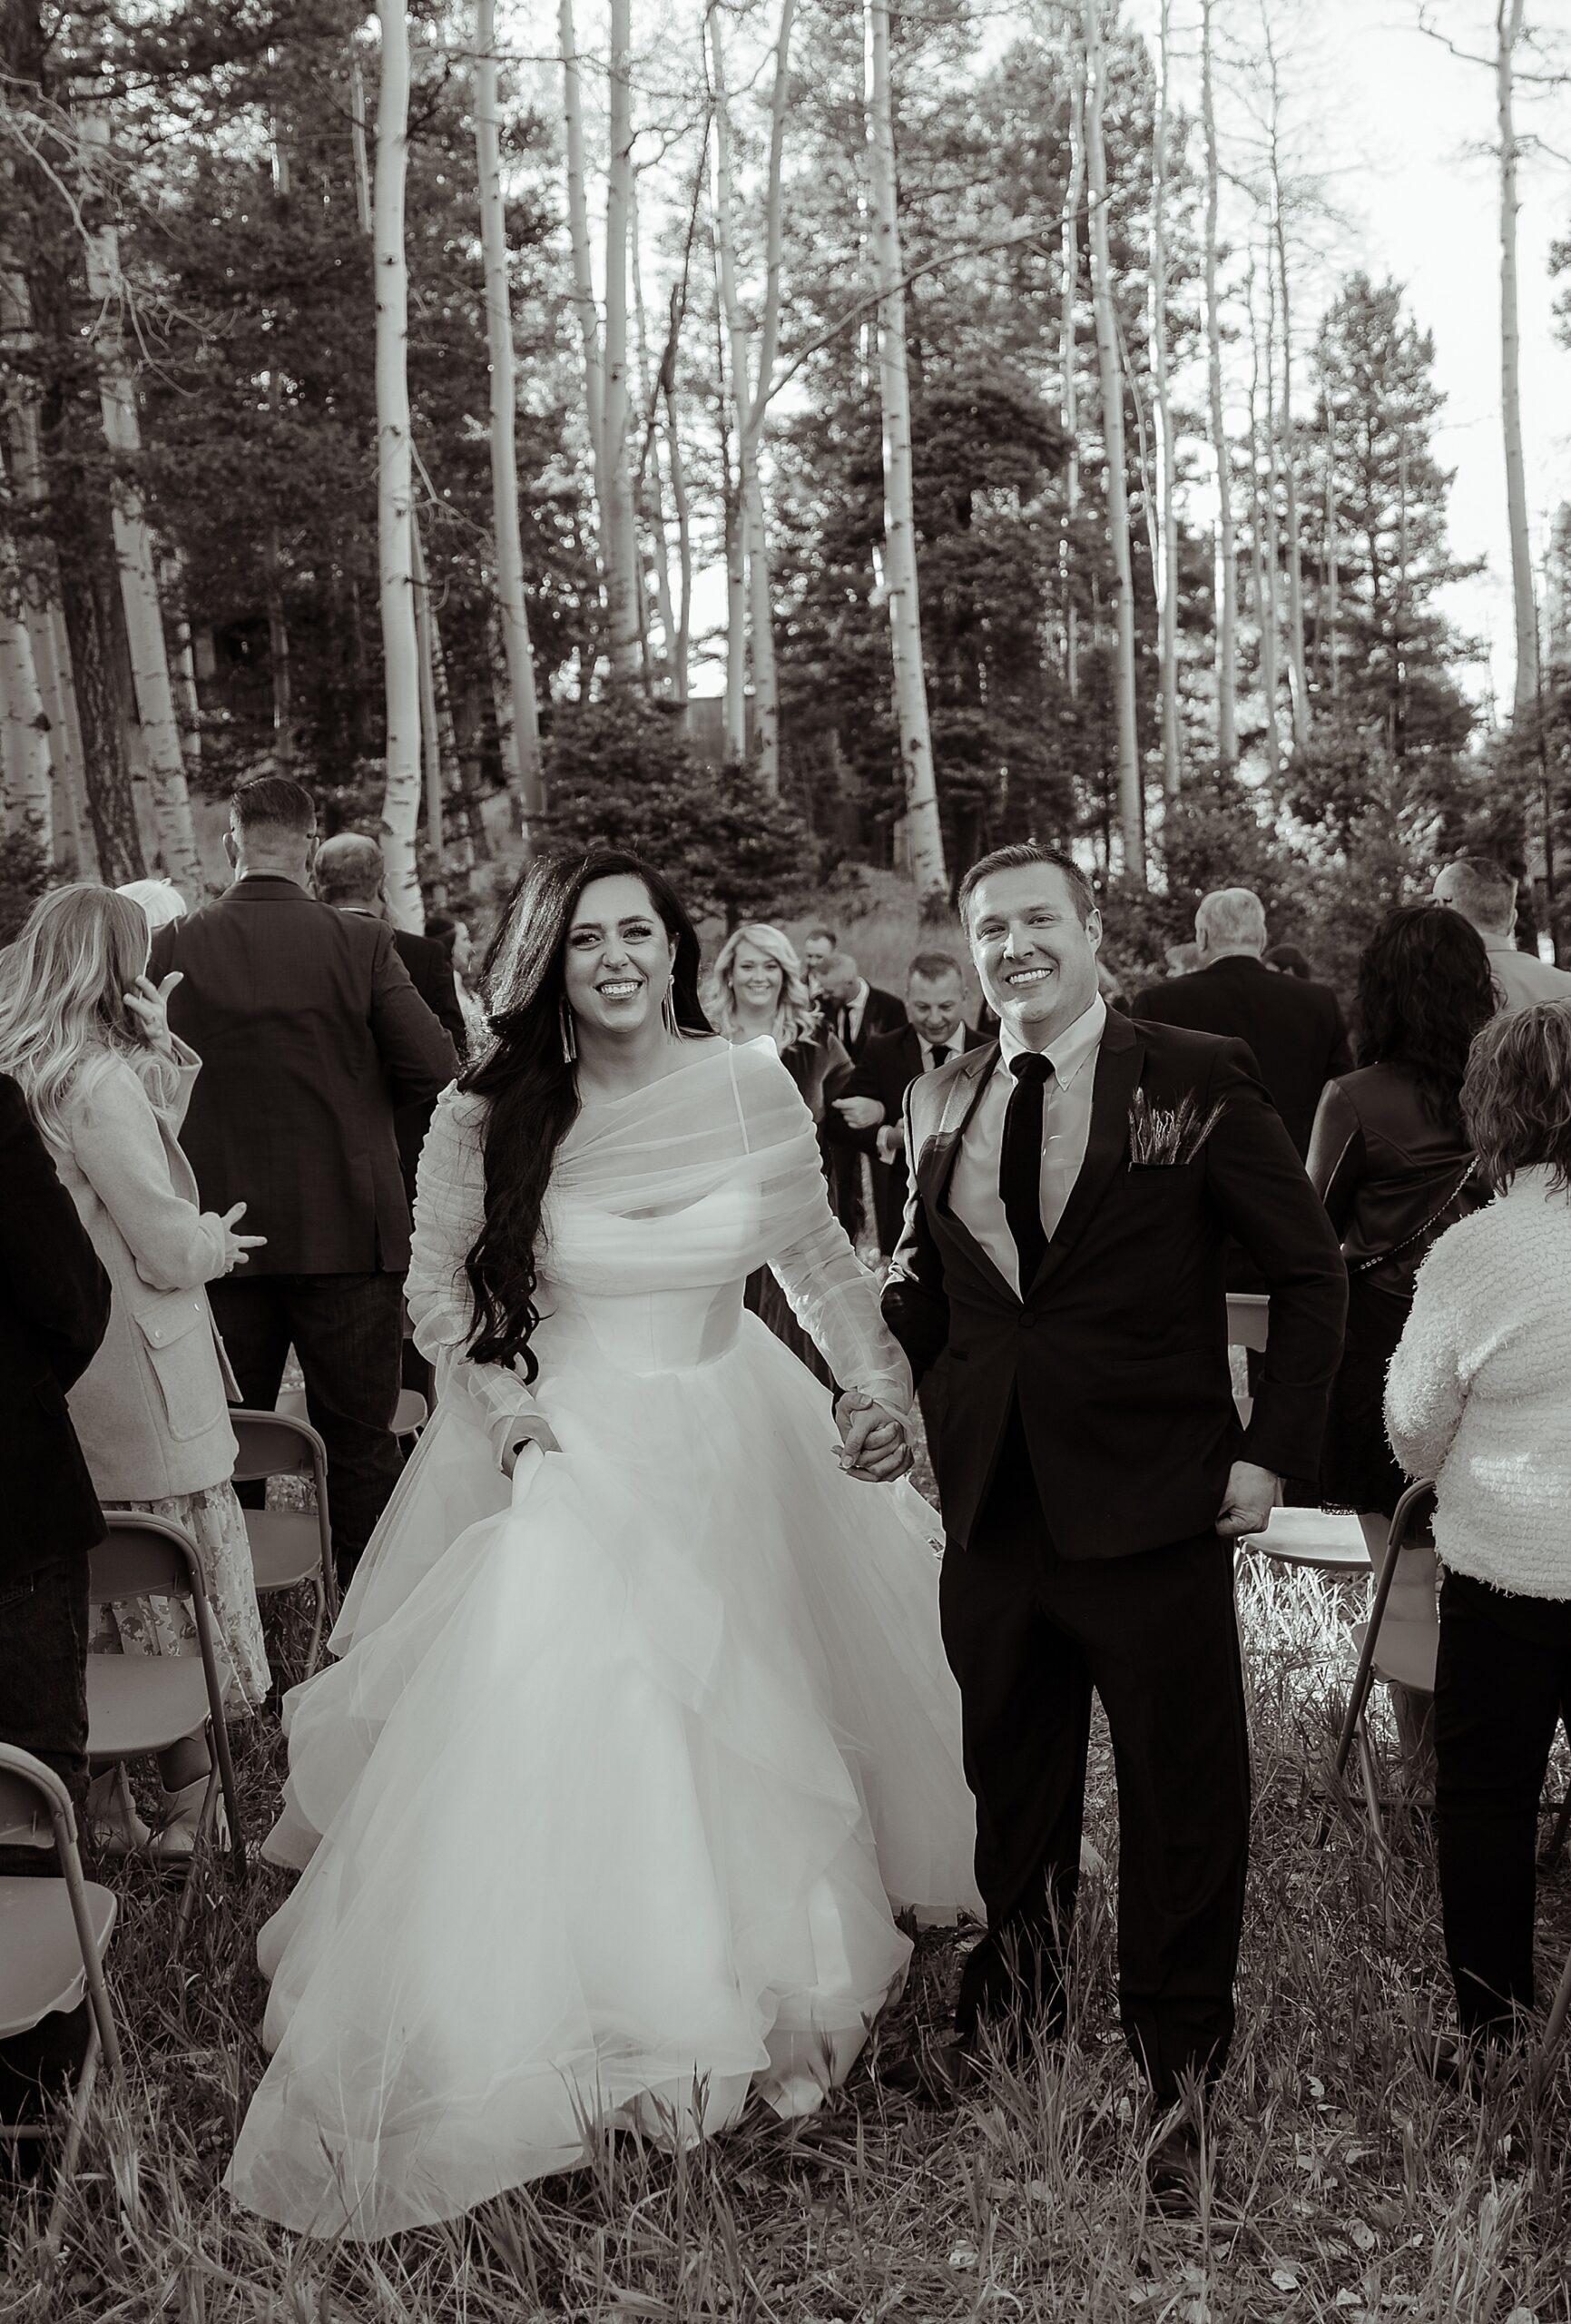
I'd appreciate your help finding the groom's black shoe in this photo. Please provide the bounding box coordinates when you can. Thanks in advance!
[1145,2121,1207,2218]
[873,2036,977,2107]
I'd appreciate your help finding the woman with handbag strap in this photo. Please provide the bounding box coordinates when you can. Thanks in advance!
[1306,905,1497,1766]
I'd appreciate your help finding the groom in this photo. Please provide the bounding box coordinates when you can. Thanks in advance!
[881,844,1346,2199]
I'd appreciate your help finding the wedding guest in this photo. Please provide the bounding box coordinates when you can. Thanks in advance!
[0,888,270,1858]
[427,912,489,1053]
[149,776,458,1585]
[813,950,908,1061]
[1386,1000,1571,2076]
[117,877,188,933]
[1264,942,1312,980]
[1134,889,1351,1159]
[709,921,855,1387]
[1430,857,1571,1015]
[831,950,986,1256]
[312,832,468,1206]
[1307,905,1495,1758]
[0,1073,109,2136]
[800,925,839,982]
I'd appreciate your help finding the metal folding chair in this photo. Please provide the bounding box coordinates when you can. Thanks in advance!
[1227,1295,1368,1572]
[88,1512,245,1941]
[235,1406,334,1676]
[1331,1480,1438,1863]
[0,1745,121,2253]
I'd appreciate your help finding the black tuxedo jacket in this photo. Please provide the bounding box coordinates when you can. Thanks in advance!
[0,1075,111,1575]
[1131,956,1350,1160]
[389,924,468,1205]
[151,878,458,1275]
[882,1009,1347,1558]
[835,983,908,1061]
[840,1022,987,1254]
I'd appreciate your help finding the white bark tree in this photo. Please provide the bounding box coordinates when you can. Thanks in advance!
[1084,0,1142,881]
[865,0,948,905]
[476,0,545,836]
[1497,0,1538,716]
[1060,78,1084,699]
[601,0,642,678]
[1258,6,1308,753]
[1201,0,1237,770]
[373,0,425,930]
[710,5,751,762]
[81,113,203,896]
[1150,0,1180,799]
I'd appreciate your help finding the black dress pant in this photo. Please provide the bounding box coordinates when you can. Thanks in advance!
[938,1407,1251,2105]
[1435,1570,1571,2035]
[211,1272,406,1587]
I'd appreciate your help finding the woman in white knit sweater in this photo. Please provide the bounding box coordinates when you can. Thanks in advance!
[1386,998,1571,2069]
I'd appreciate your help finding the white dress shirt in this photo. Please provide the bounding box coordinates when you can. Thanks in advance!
[948,995,1108,1295]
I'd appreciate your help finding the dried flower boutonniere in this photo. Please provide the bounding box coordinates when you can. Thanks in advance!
[1127,1088,1226,1168]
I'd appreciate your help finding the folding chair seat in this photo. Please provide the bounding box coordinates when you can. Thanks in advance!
[237,1406,334,1677]
[87,1512,244,1941]
[0,1744,121,2252]
[278,1383,427,1443]
[1240,1505,1370,1576]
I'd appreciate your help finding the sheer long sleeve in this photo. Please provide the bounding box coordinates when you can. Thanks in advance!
[407,1084,546,1463]
[735,1045,913,1416]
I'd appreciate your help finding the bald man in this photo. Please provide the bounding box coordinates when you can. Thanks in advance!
[1134,888,1350,1162]
[1431,858,1571,1016]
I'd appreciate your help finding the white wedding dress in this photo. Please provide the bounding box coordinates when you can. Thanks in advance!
[227,1039,981,2238]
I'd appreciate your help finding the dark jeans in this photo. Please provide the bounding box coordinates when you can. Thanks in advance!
[938,1407,1251,2105]
[1435,1570,1571,2035]
[211,1271,406,1587]
[0,1553,92,2132]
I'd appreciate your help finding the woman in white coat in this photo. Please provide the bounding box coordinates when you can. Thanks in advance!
[0,887,270,1855]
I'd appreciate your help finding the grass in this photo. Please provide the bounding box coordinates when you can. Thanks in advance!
[6,1538,1571,2320]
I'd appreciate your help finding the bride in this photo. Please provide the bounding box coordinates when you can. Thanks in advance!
[227,849,981,2239]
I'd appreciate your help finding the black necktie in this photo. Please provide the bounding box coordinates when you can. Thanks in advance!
[929,1043,952,1071]
[999,1052,1052,1289]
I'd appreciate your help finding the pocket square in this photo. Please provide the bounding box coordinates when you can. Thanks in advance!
[1127,1089,1225,1167]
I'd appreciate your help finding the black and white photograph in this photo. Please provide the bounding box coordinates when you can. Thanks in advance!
[2,0,1571,2313]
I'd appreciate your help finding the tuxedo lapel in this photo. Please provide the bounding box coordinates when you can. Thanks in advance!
[1028,1010,1145,1296]
[918,1044,1016,1302]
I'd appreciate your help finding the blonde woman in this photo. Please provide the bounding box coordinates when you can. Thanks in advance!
[709,922,859,1386]
[0,888,270,1856]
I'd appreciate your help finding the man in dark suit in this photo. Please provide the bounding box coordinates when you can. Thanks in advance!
[0,1074,112,1826]
[1132,888,1350,1159]
[151,776,458,1583]
[830,950,986,1256]
[881,844,1345,2206]
[313,832,468,1204]
[813,950,908,1059]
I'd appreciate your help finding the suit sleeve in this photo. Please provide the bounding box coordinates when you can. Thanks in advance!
[823,1049,886,1156]
[880,1080,951,1389]
[369,926,460,1107]
[0,1078,111,1390]
[1200,1041,1347,1481]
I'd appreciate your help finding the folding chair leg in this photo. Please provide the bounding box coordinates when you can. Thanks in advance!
[303,1577,325,1679]
[209,1709,246,1880]
[1546,1945,1571,2058]
[172,1765,222,1949]
[1354,1713,1389,1869]
[44,2018,101,2257]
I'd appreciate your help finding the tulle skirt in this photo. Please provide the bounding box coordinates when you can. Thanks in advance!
[226,1314,981,2238]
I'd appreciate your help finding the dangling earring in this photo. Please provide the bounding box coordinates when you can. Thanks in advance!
[559,997,577,1064]
[662,987,680,1038]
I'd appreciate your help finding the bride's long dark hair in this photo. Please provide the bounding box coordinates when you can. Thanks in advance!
[462,849,712,1380]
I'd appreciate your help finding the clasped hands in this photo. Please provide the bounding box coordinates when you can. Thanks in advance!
[833,1390,912,1484]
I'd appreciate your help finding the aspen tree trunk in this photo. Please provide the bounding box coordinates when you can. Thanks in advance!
[162,557,202,774]
[373,0,425,931]
[1325,395,1340,697]
[1246,271,1281,781]
[0,438,50,845]
[476,0,544,832]
[1497,0,1537,715]
[711,6,751,761]
[488,607,523,793]
[559,0,605,494]
[1083,0,1142,881]
[1260,11,1308,749]
[602,0,641,678]
[865,0,948,906]
[738,0,796,793]
[1150,0,1179,799]
[410,513,445,869]
[631,184,677,684]
[38,605,90,871]
[81,114,202,895]
[1061,79,1083,699]
[665,369,693,720]
[1201,0,1236,769]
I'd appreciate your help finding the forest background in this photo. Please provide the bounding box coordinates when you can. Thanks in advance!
[1,0,1569,1004]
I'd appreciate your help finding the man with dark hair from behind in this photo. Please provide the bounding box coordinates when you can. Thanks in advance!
[1431,857,1571,1015]
[151,776,458,1585]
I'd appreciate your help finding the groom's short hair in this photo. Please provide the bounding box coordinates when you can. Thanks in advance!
[957,843,1095,929]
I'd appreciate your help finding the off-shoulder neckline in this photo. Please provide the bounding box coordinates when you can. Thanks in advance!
[573,1035,740,1111]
